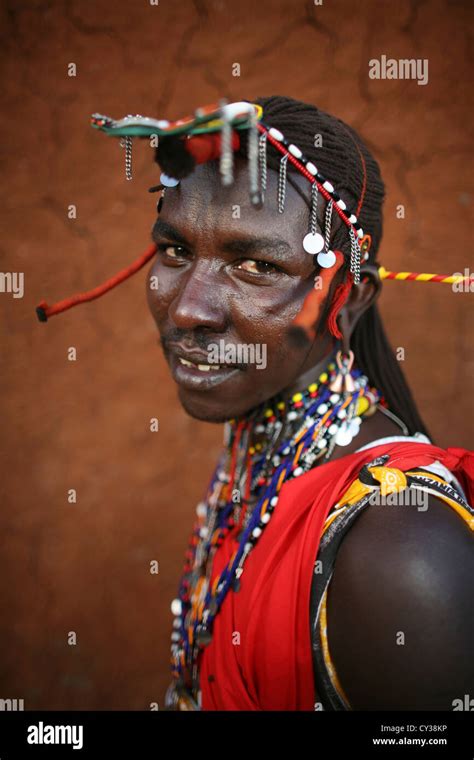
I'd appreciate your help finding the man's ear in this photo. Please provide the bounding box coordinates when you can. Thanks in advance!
[338,264,382,339]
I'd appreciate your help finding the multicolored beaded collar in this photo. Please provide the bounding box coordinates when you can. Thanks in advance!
[167,351,382,708]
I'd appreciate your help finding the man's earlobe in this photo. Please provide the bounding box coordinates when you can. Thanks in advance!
[336,309,352,354]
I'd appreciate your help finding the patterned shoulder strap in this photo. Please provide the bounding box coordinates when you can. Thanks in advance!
[310,456,473,711]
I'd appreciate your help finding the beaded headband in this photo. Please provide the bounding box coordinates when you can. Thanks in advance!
[92,100,366,282]
[36,99,473,339]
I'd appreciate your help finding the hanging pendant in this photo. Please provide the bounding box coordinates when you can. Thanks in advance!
[247,107,261,206]
[349,227,361,284]
[160,173,180,187]
[329,350,356,394]
[335,423,353,447]
[277,153,289,213]
[303,182,325,254]
[258,131,268,202]
[303,234,324,254]
[119,136,133,180]
[219,99,234,187]
[349,417,362,437]
[324,199,333,249]
[317,250,337,268]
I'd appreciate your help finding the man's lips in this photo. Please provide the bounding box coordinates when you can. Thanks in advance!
[165,341,243,391]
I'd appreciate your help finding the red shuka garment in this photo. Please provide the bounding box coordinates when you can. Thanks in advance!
[199,441,473,710]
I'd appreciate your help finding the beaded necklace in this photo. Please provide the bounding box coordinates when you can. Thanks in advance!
[168,353,381,708]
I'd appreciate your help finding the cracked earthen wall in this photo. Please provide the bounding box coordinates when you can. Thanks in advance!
[0,0,472,708]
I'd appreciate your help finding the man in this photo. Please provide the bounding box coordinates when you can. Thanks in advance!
[37,96,473,711]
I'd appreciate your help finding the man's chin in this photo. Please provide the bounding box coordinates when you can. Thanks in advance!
[175,385,269,424]
[177,387,235,424]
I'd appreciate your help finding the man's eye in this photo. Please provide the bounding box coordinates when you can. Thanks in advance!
[157,244,187,259]
[237,259,279,275]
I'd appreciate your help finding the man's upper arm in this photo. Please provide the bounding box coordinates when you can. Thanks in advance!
[325,492,474,710]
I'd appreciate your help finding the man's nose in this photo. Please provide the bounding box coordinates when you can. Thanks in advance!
[169,261,228,332]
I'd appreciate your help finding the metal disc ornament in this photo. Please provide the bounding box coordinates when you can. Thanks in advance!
[317,250,337,269]
[303,232,325,254]
[335,423,353,447]
[160,173,180,187]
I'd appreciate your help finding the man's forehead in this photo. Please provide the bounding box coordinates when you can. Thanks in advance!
[161,158,311,238]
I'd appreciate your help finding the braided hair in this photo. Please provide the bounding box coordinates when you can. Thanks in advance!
[241,95,428,437]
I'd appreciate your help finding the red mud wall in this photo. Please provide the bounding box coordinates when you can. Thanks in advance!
[0,0,472,708]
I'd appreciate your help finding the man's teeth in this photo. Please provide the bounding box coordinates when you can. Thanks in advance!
[179,357,221,371]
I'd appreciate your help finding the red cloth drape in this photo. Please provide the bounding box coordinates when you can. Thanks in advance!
[199,441,473,710]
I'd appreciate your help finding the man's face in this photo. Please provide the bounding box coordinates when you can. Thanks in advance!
[146,156,338,422]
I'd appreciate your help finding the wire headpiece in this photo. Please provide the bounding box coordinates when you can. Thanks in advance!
[36,99,473,341]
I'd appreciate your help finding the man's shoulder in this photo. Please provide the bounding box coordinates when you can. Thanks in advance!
[329,486,472,598]
[322,487,473,709]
